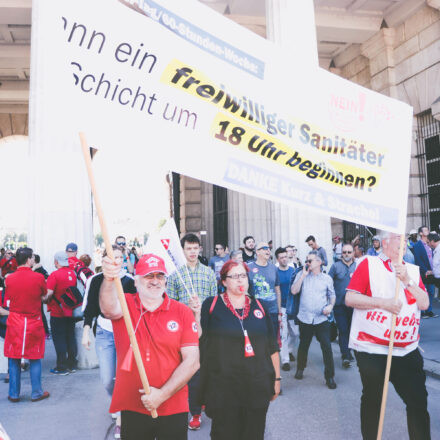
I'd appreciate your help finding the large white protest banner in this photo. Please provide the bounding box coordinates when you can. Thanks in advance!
[30,0,413,244]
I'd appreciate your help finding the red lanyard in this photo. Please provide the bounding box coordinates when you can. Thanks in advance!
[223,293,255,357]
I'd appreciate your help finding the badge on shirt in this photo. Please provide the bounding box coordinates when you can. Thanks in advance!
[167,320,179,332]
[252,268,259,273]
[192,322,198,333]
[254,310,264,319]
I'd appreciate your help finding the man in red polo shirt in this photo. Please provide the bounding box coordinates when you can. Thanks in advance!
[0,250,18,279]
[46,251,78,375]
[100,253,199,440]
[4,247,50,402]
[346,232,430,440]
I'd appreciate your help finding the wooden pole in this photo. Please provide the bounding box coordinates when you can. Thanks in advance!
[79,132,158,418]
[376,234,406,439]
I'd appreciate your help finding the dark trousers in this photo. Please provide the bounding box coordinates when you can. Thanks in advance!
[297,320,335,379]
[355,349,430,440]
[41,304,49,335]
[188,369,201,416]
[121,411,187,440]
[270,313,280,343]
[50,316,77,370]
[210,405,269,440]
[333,305,353,360]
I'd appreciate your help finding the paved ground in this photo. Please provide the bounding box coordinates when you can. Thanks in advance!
[419,298,440,378]
[1,323,440,440]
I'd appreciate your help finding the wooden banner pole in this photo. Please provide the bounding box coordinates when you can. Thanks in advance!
[79,132,158,418]
[376,234,406,439]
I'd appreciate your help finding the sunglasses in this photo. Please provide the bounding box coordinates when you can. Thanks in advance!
[258,246,270,251]
[215,247,223,250]
[342,251,353,254]
[305,259,314,264]
[116,242,126,246]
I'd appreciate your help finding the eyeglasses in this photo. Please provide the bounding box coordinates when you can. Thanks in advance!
[342,251,353,254]
[226,273,247,280]
[305,259,314,264]
[144,273,166,280]
[257,246,270,251]
[116,242,126,246]
[292,249,297,252]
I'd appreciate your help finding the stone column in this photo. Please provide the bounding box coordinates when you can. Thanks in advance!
[361,29,397,98]
[264,0,333,262]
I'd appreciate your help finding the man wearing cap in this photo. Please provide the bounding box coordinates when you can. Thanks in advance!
[46,251,78,375]
[100,253,199,440]
[65,242,84,271]
[367,236,381,256]
[332,235,343,263]
[4,247,51,402]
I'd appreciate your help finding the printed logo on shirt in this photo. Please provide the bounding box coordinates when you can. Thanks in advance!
[252,268,259,273]
[192,322,198,333]
[254,309,264,319]
[167,320,179,332]
[68,276,73,281]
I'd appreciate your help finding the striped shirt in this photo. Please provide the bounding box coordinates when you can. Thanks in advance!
[167,261,217,305]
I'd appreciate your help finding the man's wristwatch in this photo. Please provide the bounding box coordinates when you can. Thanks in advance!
[405,279,415,289]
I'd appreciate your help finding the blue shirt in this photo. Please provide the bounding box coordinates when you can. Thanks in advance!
[248,262,280,314]
[278,266,294,308]
[328,260,357,305]
[294,271,335,325]
[208,255,229,281]
[367,247,380,256]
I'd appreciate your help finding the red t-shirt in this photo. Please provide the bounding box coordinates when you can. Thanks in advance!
[110,293,199,417]
[0,257,18,277]
[4,267,46,316]
[347,258,425,298]
[46,267,77,317]
[68,256,84,271]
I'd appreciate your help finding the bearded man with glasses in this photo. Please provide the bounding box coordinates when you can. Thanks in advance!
[329,243,357,368]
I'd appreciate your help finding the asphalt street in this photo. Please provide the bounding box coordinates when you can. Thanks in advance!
[1,336,440,440]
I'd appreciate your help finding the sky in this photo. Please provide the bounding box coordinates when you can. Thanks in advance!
[0,136,171,244]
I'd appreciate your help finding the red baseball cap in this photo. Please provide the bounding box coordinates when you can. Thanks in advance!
[136,254,168,277]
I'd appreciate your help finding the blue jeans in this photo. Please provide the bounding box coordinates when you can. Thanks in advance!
[50,316,77,370]
[95,325,117,397]
[333,305,353,360]
[8,358,43,400]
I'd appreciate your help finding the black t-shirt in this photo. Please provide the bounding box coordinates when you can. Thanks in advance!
[242,250,256,263]
[83,273,136,330]
[199,295,278,409]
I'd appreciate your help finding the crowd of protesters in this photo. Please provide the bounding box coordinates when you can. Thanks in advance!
[0,224,438,439]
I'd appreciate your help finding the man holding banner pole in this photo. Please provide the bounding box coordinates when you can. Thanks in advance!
[166,233,217,431]
[100,253,200,439]
[345,232,431,440]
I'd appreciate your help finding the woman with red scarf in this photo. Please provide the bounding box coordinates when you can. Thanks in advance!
[196,260,280,440]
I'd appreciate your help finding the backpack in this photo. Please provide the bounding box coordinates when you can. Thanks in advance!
[54,285,84,318]
[74,264,94,294]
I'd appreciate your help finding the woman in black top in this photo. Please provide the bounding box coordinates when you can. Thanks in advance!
[196,260,280,440]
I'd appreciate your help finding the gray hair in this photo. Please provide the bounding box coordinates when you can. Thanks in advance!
[230,250,242,259]
[307,250,322,263]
